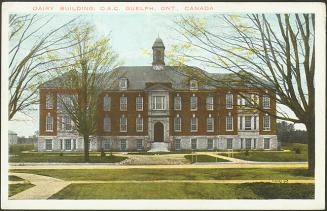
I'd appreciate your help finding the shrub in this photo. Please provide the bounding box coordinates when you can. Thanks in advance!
[9,144,34,155]
[101,148,106,158]
[294,148,301,154]
[59,152,63,157]
[244,150,250,156]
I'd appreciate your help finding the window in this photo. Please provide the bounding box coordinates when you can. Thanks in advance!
[243,94,251,106]
[207,139,213,150]
[104,115,111,132]
[206,96,214,110]
[239,116,243,130]
[120,96,127,111]
[263,114,270,130]
[103,140,111,150]
[174,115,181,132]
[190,95,197,111]
[207,115,214,132]
[61,115,72,131]
[264,138,270,149]
[103,95,111,111]
[57,94,73,111]
[191,138,197,150]
[119,78,128,90]
[226,93,233,109]
[46,113,53,131]
[136,139,143,151]
[46,94,53,109]
[245,116,252,130]
[226,113,233,131]
[60,139,63,150]
[253,138,257,149]
[263,95,270,108]
[45,139,52,151]
[136,96,143,111]
[190,79,198,90]
[175,139,181,151]
[245,138,252,149]
[254,116,257,130]
[174,95,181,110]
[120,139,127,151]
[227,138,233,149]
[73,139,76,150]
[120,115,127,132]
[152,96,166,110]
[65,139,72,151]
[191,115,198,132]
[136,115,143,132]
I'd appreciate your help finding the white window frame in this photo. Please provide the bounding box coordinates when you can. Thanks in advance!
[207,139,214,150]
[245,116,252,130]
[136,139,143,151]
[61,115,72,131]
[45,94,53,109]
[190,115,198,132]
[175,139,181,151]
[264,138,270,149]
[136,115,143,132]
[152,96,166,110]
[207,115,214,132]
[136,96,143,111]
[206,96,214,110]
[64,139,72,151]
[119,78,128,90]
[174,115,181,132]
[263,114,271,131]
[191,138,197,150]
[226,114,233,131]
[190,79,198,90]
[120,115,128,132]
[190,95,198,111]
[45,139,53,151]
[174,95,182,110]
[263,95,271,109]
[104,115,111,132]
[227,138,233,150]
[103,139,111,150]
[226,93,233,109]
[103,95,111,111]
[46,113,53,131]
[120,96,127,111]
[120,139,127,151]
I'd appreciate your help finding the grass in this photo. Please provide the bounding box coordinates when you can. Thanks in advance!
[9,153,127,163]
[184,155,230,163]
[12,168,313,181]
[9,183,35,197]
[9,144,35,155]
[9,175,24,181]
[49,182,314,199]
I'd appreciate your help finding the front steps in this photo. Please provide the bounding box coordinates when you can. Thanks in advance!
[148,142,169,152]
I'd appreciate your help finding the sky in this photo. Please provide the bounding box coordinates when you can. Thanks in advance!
[7,12,306,137]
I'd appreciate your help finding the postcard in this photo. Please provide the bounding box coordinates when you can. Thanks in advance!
[1,1,325,210]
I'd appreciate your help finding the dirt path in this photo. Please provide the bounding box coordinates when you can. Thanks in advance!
[9,173,70,200]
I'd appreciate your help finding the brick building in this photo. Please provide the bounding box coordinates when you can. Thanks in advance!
[38,37,277,152]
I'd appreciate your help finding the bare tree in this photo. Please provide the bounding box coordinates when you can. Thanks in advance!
[172,14,315,174]
[8,14,79,120]
[57,23,120,162]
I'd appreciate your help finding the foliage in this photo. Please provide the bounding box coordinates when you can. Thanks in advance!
[9,144,34,155]
[184,155,230,163]
[277,121,308,143]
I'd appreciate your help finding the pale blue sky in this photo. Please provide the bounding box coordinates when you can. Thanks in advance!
[8,12,305,136]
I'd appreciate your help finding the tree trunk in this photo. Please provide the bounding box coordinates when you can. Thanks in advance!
[306,116,315,176]
[83,134,90,162]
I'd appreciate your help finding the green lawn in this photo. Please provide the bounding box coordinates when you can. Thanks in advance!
[12,168,313,181]
[9,175,24,181]
[9,183,35,197]
[9,153,127,163]
[184,155,230,163]
[49,182,314,199]
[221,151,307,162]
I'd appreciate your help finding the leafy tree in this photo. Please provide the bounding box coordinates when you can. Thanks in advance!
[57,23,120,162]
[172,14,315,174]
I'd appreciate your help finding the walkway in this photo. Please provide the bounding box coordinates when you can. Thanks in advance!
[197,152,253,163]
[9,173,70,200]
